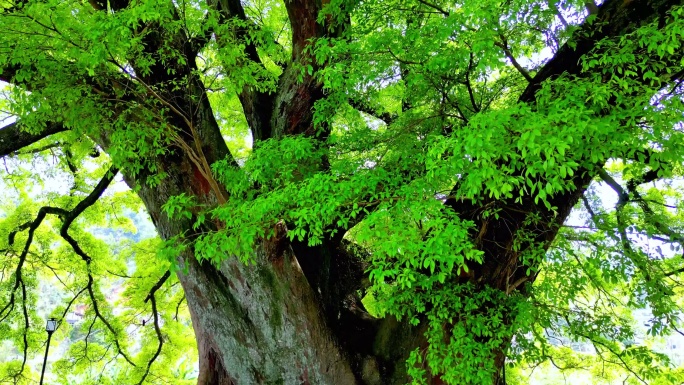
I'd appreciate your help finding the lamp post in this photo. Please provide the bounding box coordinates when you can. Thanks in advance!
[39,318,57,385]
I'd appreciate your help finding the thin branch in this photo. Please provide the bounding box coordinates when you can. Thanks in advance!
[19,273,29,378]
[11,142,63,156]
[415,0,449,16]
[82,316,98,361]
[3,165,138,369]
[664,266,684,277]
[85,272,136,366]
[41,262,69,289]
[105,269,146,279]
[387,48,423,66]
[495,34,533,83]
[348,99,396,125]
[96,346,119,383]
[596,168,629,205]
[174,295,185,321]
[626,169,659,189]
[581,195,599,225]
[506,274,530,294]
[144,271,170,303]
[1,206,60,324]
[595,169,668,286]
[62,167,137,367]
[58,166,120,263]
[599,168,684,244]
[137,270,170,385]
[553,6,570,28]
[463,52,481,112]
[57,286,88,325]
[583,334,648,384]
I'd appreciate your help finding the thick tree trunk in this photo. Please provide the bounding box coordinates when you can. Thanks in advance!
[120,134,361,384]
[126,153,421,384]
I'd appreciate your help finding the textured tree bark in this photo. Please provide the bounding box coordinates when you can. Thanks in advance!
[117,118,363,384]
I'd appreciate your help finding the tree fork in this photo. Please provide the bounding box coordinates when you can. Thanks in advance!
[1,0,683,384]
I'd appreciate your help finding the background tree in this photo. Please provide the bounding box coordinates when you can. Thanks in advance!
[1,0,684,384]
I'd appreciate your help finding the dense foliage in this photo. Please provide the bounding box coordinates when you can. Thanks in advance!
[1,0,684,384]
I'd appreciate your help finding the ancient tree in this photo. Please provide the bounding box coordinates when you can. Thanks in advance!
[1,0,684,384]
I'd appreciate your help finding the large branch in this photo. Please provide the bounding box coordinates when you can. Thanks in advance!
[206,0,277,141]
[0,121,68,158]
[283,0,330,61]
[348,98,396,125]
[211,0,263,64]
[519,0,678,103]
[269,0,350,139]
[446,0,684,289]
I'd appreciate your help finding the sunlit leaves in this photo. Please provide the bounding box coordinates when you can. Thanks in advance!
[2,0,684,383]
